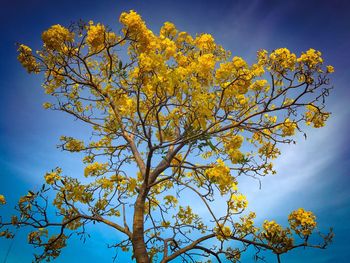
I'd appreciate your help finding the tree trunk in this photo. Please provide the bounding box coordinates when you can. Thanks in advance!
[132,194,149,263]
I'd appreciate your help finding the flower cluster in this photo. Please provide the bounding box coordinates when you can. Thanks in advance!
[177,206,198,225]
[61,136,85,152]
[215,56,251,94]
[96,177,114,190]
[163,195,178,206]
[197,54,216,78]
[214,224,232,241]
[205,159,237,194]
[280,118,297,137]
[234,212,257,237]
[250,79,269,92]
[84,162,108,177]
[297,48,323,69]
[261,220,293,250]
[160,22,177,38]
[120,10,156,53]
[221,134,244,164]
[269,48,297,71]
[305,104,330,128]
[326,65,335,73]
[86,22,106,51]
[258,141,280,159]
[160,38,177,58]
[0,194,6,205]
[288,208,317,236]
[41,24,74,51]
[17,44,40,73]
[195,33,216,52]
[228,193,248,212]
[44,168,62,185]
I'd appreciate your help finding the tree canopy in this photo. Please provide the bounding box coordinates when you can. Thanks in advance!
[0,10,334,263]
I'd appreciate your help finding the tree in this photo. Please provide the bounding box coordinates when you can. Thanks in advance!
[0,10,334,263]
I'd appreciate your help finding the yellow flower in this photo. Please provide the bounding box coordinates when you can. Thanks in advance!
[177,206,197,225]
[262,220,294,249]
[197,54,216,77]
[44,168,62,184]
[195,33,215,52]
[163,195,178,206]
[119,10,156,53]
[221,134,244,164]
[326,65,334,73]
[176,31,193,45]
[297,48,323,69]
[228,193,248,212]
[214,224,232,241]
[280,118,297,137]
[215,62,234,82]
[288,208,317,236]
[269,48,296,71]
[234,212,257,236]
[160,22,177,38]
[42,24,74,51]
[232,56,247,69]
[250,79,268,91]
[17,44,40,73]
[42,102,52,109]
[205,159,238,194]
[119,10,143,29]
[84,162,108,177]
[87,23,106,51]
[258,142,280,159]
[305,104,329,128]
[65,138,84,152]
[97,178,114,190]
[161,38,177,58]
[0,194,6,205]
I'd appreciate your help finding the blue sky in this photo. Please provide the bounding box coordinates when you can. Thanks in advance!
[1,0,350,262]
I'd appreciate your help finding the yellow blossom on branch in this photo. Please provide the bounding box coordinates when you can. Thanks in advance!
[0,195,6,205]
[41,24,74,51]
[86,22,106,51]
[17,45,40,73]
[288,208,317,236]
